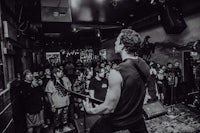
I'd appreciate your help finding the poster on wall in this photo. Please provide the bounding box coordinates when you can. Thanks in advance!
[65,49,80,57]
[80,49,94,63]
[46,52,61,64]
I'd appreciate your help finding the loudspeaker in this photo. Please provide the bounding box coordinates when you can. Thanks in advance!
[182,51,193,82]
[143,101,167,120]
[74,115,101,133]
[159,5,187,34]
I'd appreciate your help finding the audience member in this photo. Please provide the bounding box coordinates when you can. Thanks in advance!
[88,67,108,101]
[164,63,176,105]
[20,70,44,133]
[45,68,72,132]
[147,62,158,103]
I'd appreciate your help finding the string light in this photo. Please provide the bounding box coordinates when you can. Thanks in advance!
[73,27,77,32]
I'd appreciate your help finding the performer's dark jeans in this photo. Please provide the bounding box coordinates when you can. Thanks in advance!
[89,117,148,133]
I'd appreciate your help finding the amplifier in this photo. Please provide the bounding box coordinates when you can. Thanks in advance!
[41,0,72,22]
[41,6,72,22]
[74,115,101,133]
[143,101,167,120]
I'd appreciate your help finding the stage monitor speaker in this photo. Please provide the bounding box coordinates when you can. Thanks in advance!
[160,5,187,34]
[74,115,101,133]
[143,101,167,120]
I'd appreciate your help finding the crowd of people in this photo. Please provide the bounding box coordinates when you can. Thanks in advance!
[145,61,183,105]
[11,57,121,133]
[11,29,192,133]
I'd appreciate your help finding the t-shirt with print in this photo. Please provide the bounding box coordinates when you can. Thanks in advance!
[45,77,71,108]
[166,69,175,85]
[89,78,108,101]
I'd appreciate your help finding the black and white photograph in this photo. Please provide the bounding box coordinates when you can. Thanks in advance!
[0,0,200,133]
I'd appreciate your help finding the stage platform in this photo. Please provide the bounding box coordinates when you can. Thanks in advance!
[41,104,200,133]
[145,103,200,133]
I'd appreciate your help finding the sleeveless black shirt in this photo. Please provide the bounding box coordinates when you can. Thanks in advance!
[106,57,150,129]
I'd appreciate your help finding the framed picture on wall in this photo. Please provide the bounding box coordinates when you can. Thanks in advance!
[46,52,61,64]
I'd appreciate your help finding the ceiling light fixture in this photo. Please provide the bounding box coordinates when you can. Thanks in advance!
[97,29,101,37]
[73,27,77,32]
[116,21,120,24]
[129,14,134,17]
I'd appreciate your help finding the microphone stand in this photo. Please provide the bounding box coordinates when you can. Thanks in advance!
[83,82,88,133]
[82,99,87,133]
[171,49,176,113]
[167,49,177,117]
[57,80,103,133]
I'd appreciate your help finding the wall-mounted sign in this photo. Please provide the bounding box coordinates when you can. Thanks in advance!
[65,50,80,57]
[80,49,94,63]
[46,52,61,64]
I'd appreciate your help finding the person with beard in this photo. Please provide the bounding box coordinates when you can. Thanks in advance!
[88,67,108,101]
[45,67,72,133]
[84,29,150,133]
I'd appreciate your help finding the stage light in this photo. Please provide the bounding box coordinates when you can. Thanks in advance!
[97,29,101,37]
[97,33,100,37]
[129,14,134,17]
[73,28,77,32]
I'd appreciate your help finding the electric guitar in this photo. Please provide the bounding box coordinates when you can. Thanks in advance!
[58,81,104,104]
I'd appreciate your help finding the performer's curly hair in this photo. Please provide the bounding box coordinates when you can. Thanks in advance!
[120,29,142,54]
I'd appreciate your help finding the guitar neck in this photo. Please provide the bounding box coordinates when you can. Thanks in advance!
[57,81,104,104]
[68,89,104,104]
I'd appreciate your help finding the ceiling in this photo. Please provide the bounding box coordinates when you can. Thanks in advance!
[17,0,200,47]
